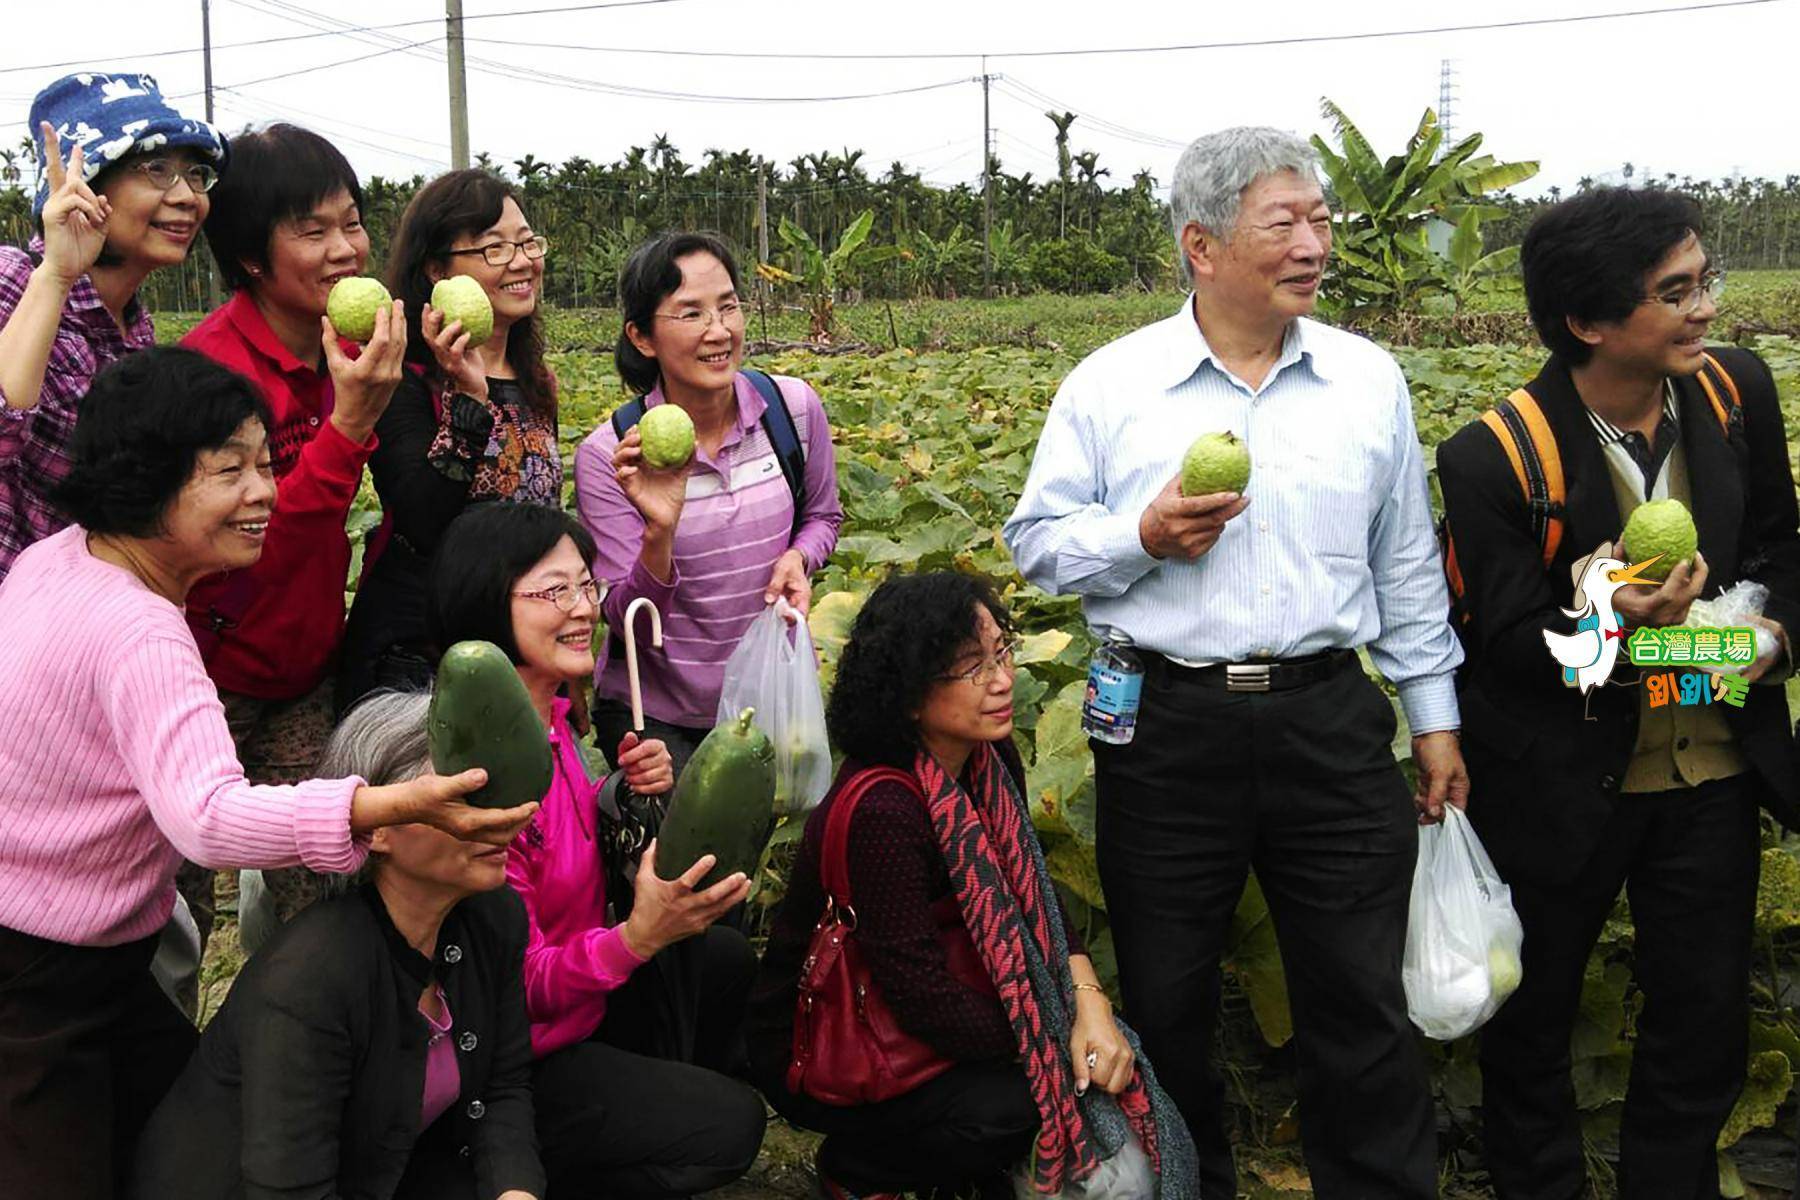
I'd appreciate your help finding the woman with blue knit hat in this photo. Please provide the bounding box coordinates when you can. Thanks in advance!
[0,72,226,583]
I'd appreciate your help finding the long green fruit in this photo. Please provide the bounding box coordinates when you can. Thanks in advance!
[656,707,777,889]
[427,640,554,810]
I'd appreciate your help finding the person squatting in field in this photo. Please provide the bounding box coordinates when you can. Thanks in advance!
[1438,187,1800,1199]
[575,231,844,777]
[428,501,768,1199]
[0,347,535,1200]
[748,571,1198,1200]
[181,122,412,959]
[338,169,565,717]
[1005,125,1471,1199]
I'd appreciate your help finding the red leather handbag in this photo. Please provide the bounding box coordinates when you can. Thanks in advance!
[786,767,998,1106]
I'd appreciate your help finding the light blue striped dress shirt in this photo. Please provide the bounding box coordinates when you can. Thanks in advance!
[1002,298,1463,735]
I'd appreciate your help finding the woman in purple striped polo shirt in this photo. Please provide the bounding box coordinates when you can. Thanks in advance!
[575,232,843,770]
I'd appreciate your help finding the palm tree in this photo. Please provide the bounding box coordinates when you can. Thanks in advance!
[1046,111,1076,237]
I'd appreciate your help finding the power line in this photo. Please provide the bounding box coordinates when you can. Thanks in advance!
[0,0,1778,77]
[168,39,433,96]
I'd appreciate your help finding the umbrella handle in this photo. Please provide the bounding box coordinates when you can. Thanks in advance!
[622,597,663,734]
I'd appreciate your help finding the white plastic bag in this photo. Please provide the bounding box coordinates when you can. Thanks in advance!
[716,599,832,815]
[1403,805,1524,1040]
[1684,580,1780,673]
[1012,1129,1155,1200]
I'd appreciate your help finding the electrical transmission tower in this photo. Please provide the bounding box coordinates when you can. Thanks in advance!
[1437,59,1458,148]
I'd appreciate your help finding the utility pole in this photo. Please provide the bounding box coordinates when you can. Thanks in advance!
[756,157,771,302]
[446,0,470,170]
[980,57,993,297]
[201,0,221,309]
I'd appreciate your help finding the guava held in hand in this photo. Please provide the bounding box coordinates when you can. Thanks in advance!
[431,275,495,348]
[1621,498,1698,582]
[326,277,393,344]
[1180,431,1251,497]
[639,403,697,470]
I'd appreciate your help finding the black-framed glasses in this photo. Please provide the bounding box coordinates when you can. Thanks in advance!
[448,235,549,267]
[937,637,1021,687]
[512,578,601,613]
[1643,269,1724,315]
[131,158,219,194]
[654,300,745,331]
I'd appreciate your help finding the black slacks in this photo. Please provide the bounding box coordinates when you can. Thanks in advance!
[0,926,197,1200]
[1091,654,1434,1200]
[532,925,766,1199]
[755,1054,1039,1196]
[590,697,710,780]
[1478,774,1759,1200]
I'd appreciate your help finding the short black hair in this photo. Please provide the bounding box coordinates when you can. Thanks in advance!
[52,347,271,537]
[826,572,1014,768]
[1521,187,1706,365]
[614,231,742,395]
[428,502,598,663]
[202,123,363,292]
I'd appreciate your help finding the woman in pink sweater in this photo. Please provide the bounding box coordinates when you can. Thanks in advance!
[429,501,767,1200]
[0,348,537,1200]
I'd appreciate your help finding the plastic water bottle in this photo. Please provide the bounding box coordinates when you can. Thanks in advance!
[1081,632,1144,745]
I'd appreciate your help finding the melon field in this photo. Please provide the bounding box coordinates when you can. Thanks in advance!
[156,280,1800,1197]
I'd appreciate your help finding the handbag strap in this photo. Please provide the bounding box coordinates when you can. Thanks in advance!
[819,767,919,912]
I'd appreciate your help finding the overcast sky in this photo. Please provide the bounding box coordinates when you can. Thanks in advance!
[1,0,1793,200]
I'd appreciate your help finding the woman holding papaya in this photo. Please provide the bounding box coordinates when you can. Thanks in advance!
[0,348,534,1200]
[747,572,1198,1200]
[574,231,843,776]
[428,502,767,1199]
[338,168,562,715]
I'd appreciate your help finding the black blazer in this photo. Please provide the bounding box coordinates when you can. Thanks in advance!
[1436,347,1800,884]
[131,884,544,1200]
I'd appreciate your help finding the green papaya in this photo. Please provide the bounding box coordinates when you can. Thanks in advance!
[656,707,777,889]
[427,640,554,810]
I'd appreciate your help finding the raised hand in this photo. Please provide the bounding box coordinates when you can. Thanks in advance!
[422,302,490,401]
[323,299,407,444]
[612,428,689,534]
[1139,474,1251,560]
[37,122,110,286]
[619,840,750,958]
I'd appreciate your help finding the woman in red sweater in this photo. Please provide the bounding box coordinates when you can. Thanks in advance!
[181,123,406,937]
[428,502,767,1200]
[748,572,1197,1200]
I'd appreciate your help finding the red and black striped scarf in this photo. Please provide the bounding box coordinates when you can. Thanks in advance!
[915,743,1167,1195]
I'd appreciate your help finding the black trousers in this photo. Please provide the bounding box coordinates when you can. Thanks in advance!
[590,697,711,779]
[1479,774,1759,1200]
[532,925,766,1199]
[755,1055,1039,1196]
[0,926,197,1200]
[1091,654,1433,1200]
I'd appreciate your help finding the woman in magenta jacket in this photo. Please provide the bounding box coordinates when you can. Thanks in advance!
[427,502,766,1199]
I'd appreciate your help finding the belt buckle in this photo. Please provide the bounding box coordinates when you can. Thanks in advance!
[1225,664,1272,693]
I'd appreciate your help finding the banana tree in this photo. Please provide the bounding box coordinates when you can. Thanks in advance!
[1311,99,1538,317]
[757,208,901,341]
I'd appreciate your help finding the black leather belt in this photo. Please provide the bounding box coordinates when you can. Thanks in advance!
[1155,649,1353,693]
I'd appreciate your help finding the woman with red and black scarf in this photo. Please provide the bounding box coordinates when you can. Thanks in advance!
[748,572,1197,1200]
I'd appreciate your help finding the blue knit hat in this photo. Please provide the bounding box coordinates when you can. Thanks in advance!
[29,72,227,216]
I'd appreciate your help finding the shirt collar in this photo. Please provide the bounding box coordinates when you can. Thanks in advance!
[224,289,319,376]
[1163,294,1332,391]
[1585,381,1680,446]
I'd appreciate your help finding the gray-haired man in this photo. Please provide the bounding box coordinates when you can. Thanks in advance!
[1004,127,1467,1197]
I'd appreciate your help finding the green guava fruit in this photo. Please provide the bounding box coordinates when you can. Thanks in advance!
[326,276,391,343]
[1487,943,1523,999]
[431,275,495,348]
[1180,431,1251,497]
[1621,498,1698,582]
[638,404,696,470]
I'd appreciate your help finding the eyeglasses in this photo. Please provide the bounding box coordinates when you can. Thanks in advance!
[448,235,550,267]
[654,300,745,331]
[512,578,602,613]
[131,158,219,194]
[938,637,1020,687]
[1643,269,1724,316]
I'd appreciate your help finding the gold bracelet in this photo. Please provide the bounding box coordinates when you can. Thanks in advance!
[1073,983,1107,998]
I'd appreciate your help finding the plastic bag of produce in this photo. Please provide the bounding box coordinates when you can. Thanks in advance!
[717,599,831,815]
[1683,580,1781,673]
[1403,805,1524,1040]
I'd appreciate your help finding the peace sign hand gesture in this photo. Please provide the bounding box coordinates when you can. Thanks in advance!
[37,122,110,287]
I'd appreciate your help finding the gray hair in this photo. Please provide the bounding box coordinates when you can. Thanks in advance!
[1169,127,1320,278]
[319,690,435,894]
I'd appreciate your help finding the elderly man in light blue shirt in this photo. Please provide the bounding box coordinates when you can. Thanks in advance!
[1004,127,1468,1199]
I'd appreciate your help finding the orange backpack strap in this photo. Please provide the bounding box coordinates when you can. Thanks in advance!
[1696,352,1742,434]
[1477,389,1566,571]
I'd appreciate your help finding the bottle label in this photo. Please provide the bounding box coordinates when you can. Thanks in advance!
[1082,663,1143,738]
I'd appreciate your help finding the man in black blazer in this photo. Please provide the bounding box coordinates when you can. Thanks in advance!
[1437,187,1800,1200]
